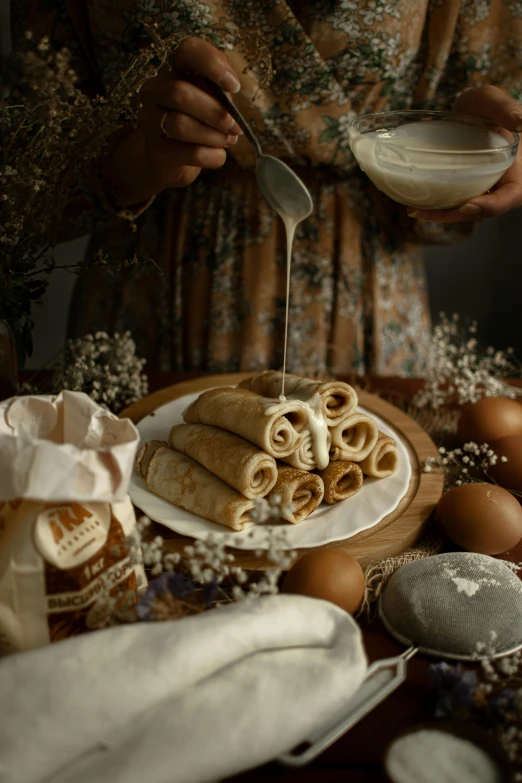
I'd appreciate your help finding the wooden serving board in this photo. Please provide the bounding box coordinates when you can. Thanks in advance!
[121,373,444,569]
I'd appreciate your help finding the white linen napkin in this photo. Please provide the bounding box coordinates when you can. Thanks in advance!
[0,594,367,783]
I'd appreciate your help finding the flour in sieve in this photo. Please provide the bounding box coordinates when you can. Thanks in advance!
[386,730,502,783]
[441,558,504,598]
[451,577,480,597]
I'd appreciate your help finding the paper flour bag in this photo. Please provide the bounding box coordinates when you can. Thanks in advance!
[0,391,147,654]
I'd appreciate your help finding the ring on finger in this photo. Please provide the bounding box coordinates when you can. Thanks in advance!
[160,111,175,139]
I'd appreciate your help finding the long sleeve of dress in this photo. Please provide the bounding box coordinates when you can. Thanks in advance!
[10,0,157,243]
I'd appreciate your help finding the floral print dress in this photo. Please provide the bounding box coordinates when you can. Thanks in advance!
[14,1,522,376]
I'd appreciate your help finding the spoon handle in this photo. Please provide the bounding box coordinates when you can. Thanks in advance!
[196,76,263,158]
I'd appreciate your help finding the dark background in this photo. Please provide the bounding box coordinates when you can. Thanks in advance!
[424,207,522,359]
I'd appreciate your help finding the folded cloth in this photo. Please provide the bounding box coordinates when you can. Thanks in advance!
[239,371,358,424]
[0,595,368,783]
[168,423,277,499]
[269,465,324,524]
[329,412,379,463]
[359,433,400,478]
[318,461,364,504]
[183,387,307,459]
[145,446,255,531]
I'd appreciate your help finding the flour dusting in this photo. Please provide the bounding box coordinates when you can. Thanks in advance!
[386,729,502,783]
[442,560,508,594]
[452,577,480,597]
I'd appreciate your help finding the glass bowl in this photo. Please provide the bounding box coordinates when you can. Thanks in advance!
[348,110,519,210]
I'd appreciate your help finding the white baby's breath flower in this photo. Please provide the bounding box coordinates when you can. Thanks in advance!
[414,314,521,410]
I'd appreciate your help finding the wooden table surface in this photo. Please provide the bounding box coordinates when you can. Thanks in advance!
[134,372,522,782]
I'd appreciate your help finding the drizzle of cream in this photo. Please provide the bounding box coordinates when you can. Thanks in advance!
[280,214,298,401]
[260,173,317,458]
[263,391,330,470]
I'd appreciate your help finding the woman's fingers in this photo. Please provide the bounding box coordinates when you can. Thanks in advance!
[147,136,227,172]
[460,154,522,218]
[407,207,477,223]
[172,36,241,94]
[165,165,202,189]
[408,86,522,223]
[407,186,521,223]
[140,78,242,136]
[453,85,522,132]
[408,156,522,223]
[127,37,242,195]
[138,105,238,148]
[161,111,238,147]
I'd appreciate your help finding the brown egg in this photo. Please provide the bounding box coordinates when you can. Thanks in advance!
[281,549,365,614]
[489,435,522,494]
[457,397,522,445]
[436,483,522,555]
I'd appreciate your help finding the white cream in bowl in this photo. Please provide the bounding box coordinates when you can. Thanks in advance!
[350,119,517,210]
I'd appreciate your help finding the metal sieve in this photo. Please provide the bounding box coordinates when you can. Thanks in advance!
[279,552,522,767]
[379,552,522,660]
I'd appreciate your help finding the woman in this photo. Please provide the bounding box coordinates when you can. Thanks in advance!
[13,1,522,376]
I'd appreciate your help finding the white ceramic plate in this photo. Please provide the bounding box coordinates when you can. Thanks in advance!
[129,392,412,550]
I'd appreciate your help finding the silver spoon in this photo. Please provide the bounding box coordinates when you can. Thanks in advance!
[201,77,313,222]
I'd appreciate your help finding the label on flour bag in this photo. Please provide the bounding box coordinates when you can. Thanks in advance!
[34,503,112,569]
[0,497,146,653]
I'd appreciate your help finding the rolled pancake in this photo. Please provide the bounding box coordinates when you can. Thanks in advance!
[183,387,307,459]
[329,412,379,463]
[359,432,399,478]
[146,446,255,531]
[268,465,324,524]
[169,423,277,499]
[281,429,332,472]
[318,461,363,504]
[239,371,358,424]
[136,440,168,476]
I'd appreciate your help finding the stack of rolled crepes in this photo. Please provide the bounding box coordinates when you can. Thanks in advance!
[239,372,400,502]
[137,373,400,530]
[137,388,325,530]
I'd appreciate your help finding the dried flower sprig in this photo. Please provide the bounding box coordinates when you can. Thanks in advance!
[1,22,273,366]
[250,493,295,525]
[413,313,521,410]
[0,27,184,364]
[429,631,522,778]
[423,442,507,489]
[135,572,208,622]
[127,494,297,623]
[21,331,148,413]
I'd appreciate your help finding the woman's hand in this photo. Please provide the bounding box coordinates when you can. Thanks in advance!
[101,37,242,208]
[408,86,522,223]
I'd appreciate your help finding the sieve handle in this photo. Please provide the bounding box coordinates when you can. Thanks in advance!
[278,649,417,768]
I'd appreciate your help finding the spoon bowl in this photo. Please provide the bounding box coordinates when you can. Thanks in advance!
[198,76,313,222]
[256,155,313,222]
